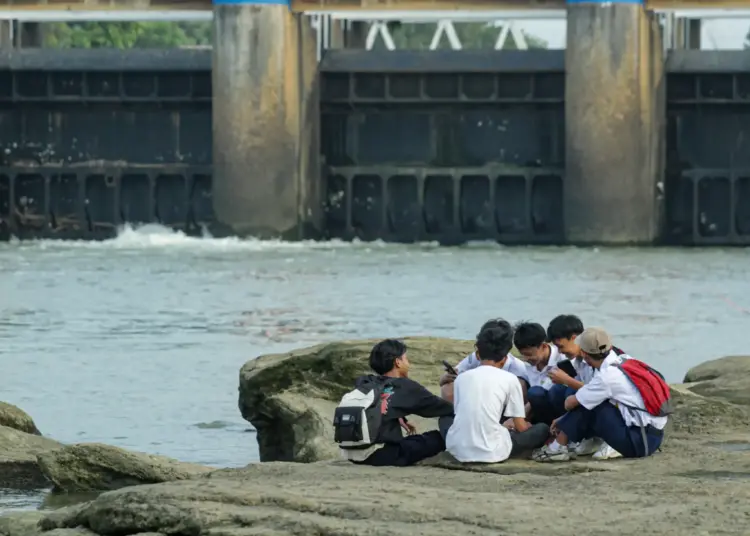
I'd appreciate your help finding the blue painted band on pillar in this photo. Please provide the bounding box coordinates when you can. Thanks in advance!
[213,0,288,4]
[567,0,643,3]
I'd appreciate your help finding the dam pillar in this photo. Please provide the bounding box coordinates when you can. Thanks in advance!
[564,0,665,244]
[212,0,321,238]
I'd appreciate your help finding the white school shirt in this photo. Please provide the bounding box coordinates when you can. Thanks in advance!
[524,344,568,390]
[572,357,596,384]
[573,349,633,385]
[575,352,668,430]
[455,351,529,383]
[446,365,526,463]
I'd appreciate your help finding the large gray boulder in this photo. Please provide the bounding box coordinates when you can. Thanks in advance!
[0,402,41,435]
[0,425,63,489]
[238,337,472,462]
[683,355,750,406]
[36,443,213,492]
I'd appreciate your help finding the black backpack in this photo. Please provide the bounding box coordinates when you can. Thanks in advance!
[333,379,390,450]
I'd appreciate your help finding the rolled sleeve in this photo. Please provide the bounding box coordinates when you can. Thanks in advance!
[574,375,611,410]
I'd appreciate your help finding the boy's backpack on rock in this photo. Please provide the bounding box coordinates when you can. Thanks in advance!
[333,380,389,449]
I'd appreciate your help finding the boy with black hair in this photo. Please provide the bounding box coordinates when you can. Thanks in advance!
[445,325,549,463]
[544,315,630,460]
[533,328,667,463]
[513,321,573,425]
[547,314,591,386]
[439,318,530,403]
[338,339,454,467]
[547,314,628,388]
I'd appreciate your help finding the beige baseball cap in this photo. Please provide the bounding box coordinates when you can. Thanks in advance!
[576,327,612,356]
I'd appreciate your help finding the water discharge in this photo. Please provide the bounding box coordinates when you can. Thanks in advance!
[1,225,749,511]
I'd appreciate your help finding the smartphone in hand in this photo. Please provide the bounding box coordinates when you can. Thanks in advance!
[557,359,577,378]
[442,360,458,376]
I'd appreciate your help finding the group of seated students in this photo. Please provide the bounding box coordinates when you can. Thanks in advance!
[334,314,669,467]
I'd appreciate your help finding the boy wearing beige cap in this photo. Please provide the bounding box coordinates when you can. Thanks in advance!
[532,327,670,463]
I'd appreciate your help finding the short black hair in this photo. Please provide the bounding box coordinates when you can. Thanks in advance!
[369,339,406,375]
[476,325,513,362]
[513,322,547,350]
[547,315,584,341]
[478,318,512,339]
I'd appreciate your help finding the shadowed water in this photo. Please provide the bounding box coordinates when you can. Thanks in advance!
[1,224,749,510]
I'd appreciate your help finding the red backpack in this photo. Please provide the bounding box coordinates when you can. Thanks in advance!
[616,359,673,417]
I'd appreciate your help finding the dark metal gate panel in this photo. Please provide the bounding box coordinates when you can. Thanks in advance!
[665,51,750,246]
[0,50,212,240]
[319,50,566,244]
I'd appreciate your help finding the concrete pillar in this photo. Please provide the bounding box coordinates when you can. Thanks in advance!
[565,0,665,245]
[212,1,321,238]
[0,21,12,50]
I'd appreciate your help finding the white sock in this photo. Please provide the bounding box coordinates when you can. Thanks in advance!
[547,440,565,452]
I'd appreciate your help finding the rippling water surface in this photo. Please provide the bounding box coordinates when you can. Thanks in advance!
[1,225,749,510]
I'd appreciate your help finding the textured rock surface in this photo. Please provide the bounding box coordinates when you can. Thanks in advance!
[238,337,473,462]
[37,443,213,492]
[0,402,41,435]
[0,425,63,489]
[683,355,750,406]
[16,432,750,536]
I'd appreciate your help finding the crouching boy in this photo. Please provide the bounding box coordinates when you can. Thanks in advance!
[533,327,671,463]
[334,339,454,467]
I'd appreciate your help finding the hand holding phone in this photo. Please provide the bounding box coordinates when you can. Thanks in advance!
[556,359,577,378]
[442,360,458,376]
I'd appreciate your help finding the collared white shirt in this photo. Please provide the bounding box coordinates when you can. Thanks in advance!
[456,351,529,383]
[524,344,567,390]
[575,352,668,430]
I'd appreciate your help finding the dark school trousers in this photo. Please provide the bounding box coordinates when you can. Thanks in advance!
[556,403,663,457]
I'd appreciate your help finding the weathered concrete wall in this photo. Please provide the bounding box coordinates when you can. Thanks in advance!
[212,4,320,238]
[297,10,322,238]
[564,1,665,244]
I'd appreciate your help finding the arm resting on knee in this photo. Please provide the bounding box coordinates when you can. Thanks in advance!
[563,394,580,412]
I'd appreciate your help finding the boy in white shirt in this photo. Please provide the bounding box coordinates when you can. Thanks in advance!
[513,322,574,425]
[532,327,668,463]
[546,314,623,459]
[439,318,530,403]
[445,324,549,463]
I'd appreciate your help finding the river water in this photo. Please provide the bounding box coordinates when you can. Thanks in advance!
[1,225,749,511]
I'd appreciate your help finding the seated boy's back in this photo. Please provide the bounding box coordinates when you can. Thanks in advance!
[447,365,525,462]
[445,325,550,463]
[335,339,454,467]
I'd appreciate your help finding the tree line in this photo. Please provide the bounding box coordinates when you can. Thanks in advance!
[41,21,546,50]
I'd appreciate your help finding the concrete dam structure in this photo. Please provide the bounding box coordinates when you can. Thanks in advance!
[1,0,750,245]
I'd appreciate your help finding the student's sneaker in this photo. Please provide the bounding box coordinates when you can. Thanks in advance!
[574,438,603,457]
[592,442,623,460]
[532,443,573,463]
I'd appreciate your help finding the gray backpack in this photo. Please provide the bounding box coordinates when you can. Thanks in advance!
[333,381,388,449]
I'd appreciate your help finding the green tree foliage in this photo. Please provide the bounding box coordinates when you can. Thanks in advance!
[44,22,212,49]
[41,20,545,51]
[384,22,548,50]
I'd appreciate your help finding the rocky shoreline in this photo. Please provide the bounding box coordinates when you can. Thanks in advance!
[2,338,750,535]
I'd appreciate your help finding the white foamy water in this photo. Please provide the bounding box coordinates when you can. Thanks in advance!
[7,224,386,252]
